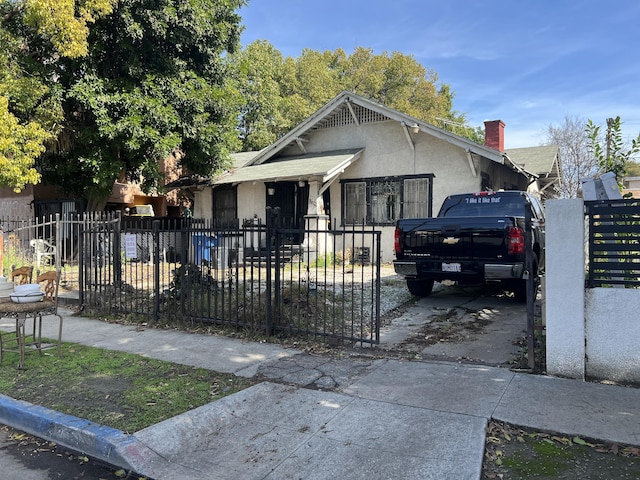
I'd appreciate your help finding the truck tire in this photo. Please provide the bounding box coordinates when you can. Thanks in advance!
[406,279,434,297]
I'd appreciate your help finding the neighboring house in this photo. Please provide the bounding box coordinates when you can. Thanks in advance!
[105,151,186,217]
[622,176,640,198]
[0,150,186,224]
[506,145,562,200]
[176,91,557,263]
[0,184,82,222]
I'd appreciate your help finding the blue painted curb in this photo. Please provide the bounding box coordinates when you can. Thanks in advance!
[0,393,148,473]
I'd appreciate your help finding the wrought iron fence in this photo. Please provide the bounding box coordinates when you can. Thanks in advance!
[0,212,103,290]
[79,210,382,345]
[585,199,640,288]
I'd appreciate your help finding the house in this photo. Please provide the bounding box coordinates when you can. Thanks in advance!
[172,91,558,262]
[0,184,82,222]
[506,145,561,200]
[0,150,187,224]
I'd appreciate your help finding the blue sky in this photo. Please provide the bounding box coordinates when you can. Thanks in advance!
[238,1,640,149]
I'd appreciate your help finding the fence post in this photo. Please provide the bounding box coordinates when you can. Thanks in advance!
[79,223,85,308]
[153,220,160,322]
[524,199,535,369]
[374,228,381,343]
[54,213,61,270]
[180,222,189,317]
[113,215,122,286]
[273,210,282,328]
[265,207,274,336]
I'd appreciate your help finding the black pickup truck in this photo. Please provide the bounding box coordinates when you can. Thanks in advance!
[393,191,545,301]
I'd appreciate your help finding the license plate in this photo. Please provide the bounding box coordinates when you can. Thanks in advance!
[442,263,461,272]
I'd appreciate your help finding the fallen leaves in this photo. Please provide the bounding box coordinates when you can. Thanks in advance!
[483,420,640,479]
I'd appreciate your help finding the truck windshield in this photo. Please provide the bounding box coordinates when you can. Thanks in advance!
[440,194,524,217]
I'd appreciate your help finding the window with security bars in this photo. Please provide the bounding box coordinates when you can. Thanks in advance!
[213,186,238,228]
[342,175,432,225]
[369,180,401,224]
[403,178,430,218]
[344,182,366,224]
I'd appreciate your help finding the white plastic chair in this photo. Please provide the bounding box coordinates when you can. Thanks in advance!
[30,239,56,267]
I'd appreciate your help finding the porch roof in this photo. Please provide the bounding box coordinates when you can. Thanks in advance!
[213,149,363,185]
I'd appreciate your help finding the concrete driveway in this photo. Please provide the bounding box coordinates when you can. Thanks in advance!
[378,283,533,366]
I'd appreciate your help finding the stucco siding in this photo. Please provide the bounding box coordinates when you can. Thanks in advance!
[237,183,266,222]
[297,121,491,216]
[193,189,212,219]
[545,199,586,379]
[585,288,640,383]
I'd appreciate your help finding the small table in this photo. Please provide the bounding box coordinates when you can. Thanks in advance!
[0,298,57,369]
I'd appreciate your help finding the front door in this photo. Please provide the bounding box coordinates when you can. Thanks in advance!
[265,182,309,243]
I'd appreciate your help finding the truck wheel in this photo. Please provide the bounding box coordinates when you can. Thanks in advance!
[513,281,527,303]
[406,279,434,297]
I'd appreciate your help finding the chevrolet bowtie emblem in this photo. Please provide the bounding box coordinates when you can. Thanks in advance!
[443,237,459,245]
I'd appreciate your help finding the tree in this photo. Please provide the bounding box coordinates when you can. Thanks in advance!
[230,43,469,152]
[0,96,48,191]
[586,116,640,182]
[22,0,115,58]
[0,0,114,191]
[227,40,286,151]
[544,115,599,198]
[2,0,243,208]
[37,0,244,210]
[625,160,640,177]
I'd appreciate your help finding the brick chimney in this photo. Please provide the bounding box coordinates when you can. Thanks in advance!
[484,120,505,152]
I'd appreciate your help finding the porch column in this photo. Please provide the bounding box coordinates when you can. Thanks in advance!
[306,179,324,215]
[302,180,331,262]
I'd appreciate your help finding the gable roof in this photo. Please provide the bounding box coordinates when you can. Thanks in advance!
[506,145,560,176]
[248,90,506,167]
[506,145,561,196]
[168,91,542,192]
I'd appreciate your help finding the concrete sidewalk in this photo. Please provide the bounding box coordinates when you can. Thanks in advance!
[1,309,640,479]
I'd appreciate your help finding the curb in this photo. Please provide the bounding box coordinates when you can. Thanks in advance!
[0,394,163,476]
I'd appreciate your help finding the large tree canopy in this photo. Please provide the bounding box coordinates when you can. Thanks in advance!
[1,0,244,209]
[2,5,480,206]
[40,0,244,210]
[229,43,470,152]
[0,0,114,191]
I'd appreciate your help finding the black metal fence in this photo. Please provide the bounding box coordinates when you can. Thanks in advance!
[79,209,382,345]
[586,199,640,288]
